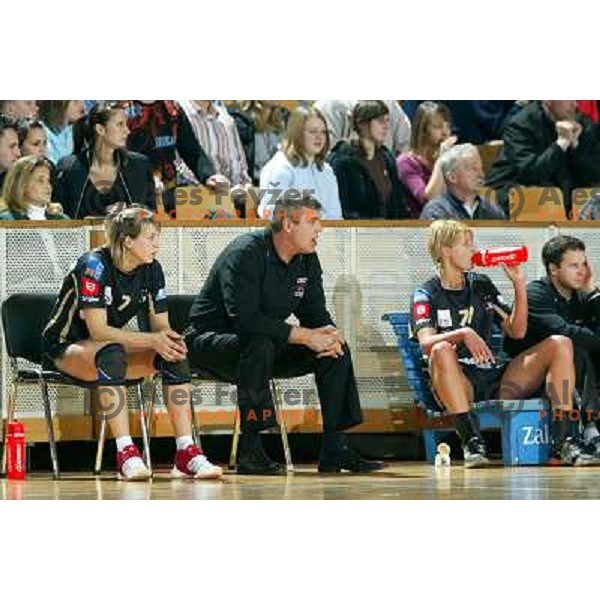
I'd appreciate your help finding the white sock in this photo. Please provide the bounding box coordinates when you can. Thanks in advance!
[176,435,194,451]
[584,422,599,443]
[116,436,134,452]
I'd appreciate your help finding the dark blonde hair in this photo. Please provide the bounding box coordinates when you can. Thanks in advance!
[282,106,329,169]
[409,101,451,155]
[1,155,53,213]
[105,205,159,267]
[427,219,473,271]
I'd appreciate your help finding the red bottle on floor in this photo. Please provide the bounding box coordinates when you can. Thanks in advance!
[6,421,26,480]
[472,246,529,267]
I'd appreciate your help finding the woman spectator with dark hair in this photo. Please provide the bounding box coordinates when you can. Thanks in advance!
[328,100,409,219]
[123,101,225,214]
[233,101,289,183]
[396,101,457,217]
[53,101,155,219]
[0,155,68,220]
[258,106,342,219]
[17,119,48,157]
[38,100,85,164]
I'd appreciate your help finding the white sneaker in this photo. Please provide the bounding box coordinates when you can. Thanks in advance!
[172,445,223,480]
[117,445,152,481]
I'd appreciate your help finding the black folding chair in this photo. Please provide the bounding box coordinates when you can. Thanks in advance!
[1,293,152,479]
[144,294,293,472]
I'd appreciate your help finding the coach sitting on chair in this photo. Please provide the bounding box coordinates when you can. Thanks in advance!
[184,194,384,475]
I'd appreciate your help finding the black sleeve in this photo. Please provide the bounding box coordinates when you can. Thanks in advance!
[75,253,109,309]
[219,248,291,342]
[148,261,168,315]
[52,158,76,219]
[176,108,216,185]
[294,255,334,329]
[383,149,409,219]
[527,281,600,351]
[329,156,363,219]
[140,154,157,210]
[502,118,567,184]
[571,119,600,186]
[409,287,435,338]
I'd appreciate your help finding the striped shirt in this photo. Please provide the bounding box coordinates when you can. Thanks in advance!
[176,101,251,186]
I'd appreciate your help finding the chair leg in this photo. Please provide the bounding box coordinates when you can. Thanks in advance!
[1,380,18,475]
[94,412,107,476]
[228,408,241,471]
[40,380,60,480]
[190,394,203,452]
[145,377,158,436]
[137,383,152,475]
[271,380,293,473]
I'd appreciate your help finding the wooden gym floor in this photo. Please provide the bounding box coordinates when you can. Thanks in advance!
[3,462,600,499]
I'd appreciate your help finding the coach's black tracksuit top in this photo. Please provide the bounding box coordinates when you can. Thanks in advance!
[187,229,333,343]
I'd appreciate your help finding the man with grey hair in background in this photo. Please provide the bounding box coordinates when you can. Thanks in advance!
[184,193,384,475]
[420,143,506,220]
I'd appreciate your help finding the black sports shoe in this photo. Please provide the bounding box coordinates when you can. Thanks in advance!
[318,445,385,473]
[237,447,286,475]
[583,435,600,458]
[463,437,490,469]
[558,437,600,466]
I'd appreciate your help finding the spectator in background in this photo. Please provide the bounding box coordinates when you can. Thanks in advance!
[53,101,155,219]
[0,100,38,120]
[397,101,457,217]
[486,101,600,214]
[176,100,251,188]
[259,106,342,219]
[0,115,21,191]
[124,100,225,213]
[17,119,48,157]
[0,155,68,220]
[420,144,505,220]
[328,100,408,219]
[38,100,85,165]
[403,100,521,145]
[314,100,411,155]
[232,101,289,183]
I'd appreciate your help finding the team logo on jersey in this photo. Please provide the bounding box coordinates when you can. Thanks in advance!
[413,302,430,319]
[81,277,100,297]
[413,291,431,319]
[437,309,453,327]
[104,286,113,306]
[293,277,308,298]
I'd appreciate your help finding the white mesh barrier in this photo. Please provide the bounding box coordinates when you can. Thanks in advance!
[0,223,591,425]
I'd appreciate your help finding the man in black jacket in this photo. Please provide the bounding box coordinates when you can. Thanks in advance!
[505,235,600,454]
[487,101,600,215]
[184,194,383,475]
[420,144,506,220]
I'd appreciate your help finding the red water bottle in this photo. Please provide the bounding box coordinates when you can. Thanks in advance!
[6,421,26,480]
[472,246,529,267]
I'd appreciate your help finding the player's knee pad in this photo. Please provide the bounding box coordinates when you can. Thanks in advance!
[95,343,127,383]
[154,355,192,385]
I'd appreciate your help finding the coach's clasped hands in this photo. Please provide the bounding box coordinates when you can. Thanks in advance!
[306,325,346,359]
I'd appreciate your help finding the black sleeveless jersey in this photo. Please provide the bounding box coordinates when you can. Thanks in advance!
[42,246,168,357]
[409,272,512,359]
